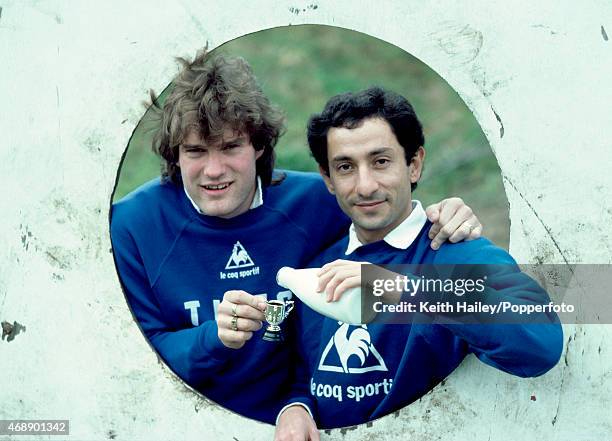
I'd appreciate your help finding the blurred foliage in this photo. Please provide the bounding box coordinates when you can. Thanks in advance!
[114,25,509,248]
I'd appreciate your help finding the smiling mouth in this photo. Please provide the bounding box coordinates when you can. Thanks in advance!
[201,183,232,191]
[355,200,385,207]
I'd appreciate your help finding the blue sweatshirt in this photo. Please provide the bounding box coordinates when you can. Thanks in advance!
[110,171,349,423]
[301,221,563,429]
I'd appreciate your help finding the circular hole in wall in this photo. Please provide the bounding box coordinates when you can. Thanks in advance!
[110,24,510,428]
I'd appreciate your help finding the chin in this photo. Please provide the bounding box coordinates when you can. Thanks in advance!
[355,221,386,232]
[199,203,229,217]
[353,214,385,227]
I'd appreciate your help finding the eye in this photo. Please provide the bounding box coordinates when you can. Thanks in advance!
[374,157,390,167]
[182,147,206,157]
[336,163,353,173]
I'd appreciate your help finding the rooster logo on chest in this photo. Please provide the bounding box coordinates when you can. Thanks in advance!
[334,324,371,373]
[318,322,388,374]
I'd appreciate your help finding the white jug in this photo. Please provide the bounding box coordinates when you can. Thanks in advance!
[276,267,363,324]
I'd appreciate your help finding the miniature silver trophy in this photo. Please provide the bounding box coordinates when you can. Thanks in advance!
[263,299,294,342]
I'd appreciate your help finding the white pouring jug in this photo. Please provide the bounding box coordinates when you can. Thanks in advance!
[276,267,363,324]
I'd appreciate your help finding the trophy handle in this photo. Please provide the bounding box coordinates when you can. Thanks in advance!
[284,300,295,318]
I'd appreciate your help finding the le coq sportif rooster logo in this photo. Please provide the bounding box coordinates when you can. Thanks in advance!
[317,323,388,374]
[225,241,255,269]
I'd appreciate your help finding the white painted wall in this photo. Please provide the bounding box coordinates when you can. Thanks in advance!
[0,1,610,439]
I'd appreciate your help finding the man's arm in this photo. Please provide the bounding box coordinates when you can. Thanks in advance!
[438,252,563,377]
[317,250,563,378]
[111,219,260,384]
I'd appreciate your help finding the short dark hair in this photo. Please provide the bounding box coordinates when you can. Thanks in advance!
[150,49,286,186]
[307,86,424,190]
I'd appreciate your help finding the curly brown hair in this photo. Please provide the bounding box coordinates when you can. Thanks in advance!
[150,48,286,186]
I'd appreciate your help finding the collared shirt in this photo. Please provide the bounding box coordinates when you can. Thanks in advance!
[183,176,263,214]
[345,200,427,255]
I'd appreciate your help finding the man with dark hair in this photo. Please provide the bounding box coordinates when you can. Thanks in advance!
[308,86,424,194]
[111,51,483,426]
[274,86,562,437]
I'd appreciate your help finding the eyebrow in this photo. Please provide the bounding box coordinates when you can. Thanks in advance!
[330,147,393,162]
[180,137,247,149]
[222,137,247,145]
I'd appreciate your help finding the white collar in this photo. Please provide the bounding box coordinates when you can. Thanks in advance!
[183,176,263,215]
[345,200,427,255]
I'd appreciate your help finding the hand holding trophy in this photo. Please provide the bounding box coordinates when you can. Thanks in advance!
[263,299,294,342]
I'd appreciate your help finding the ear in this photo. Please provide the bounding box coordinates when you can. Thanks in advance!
[255,148,264,160]
[409,146,425,184]
[318,166,335,195]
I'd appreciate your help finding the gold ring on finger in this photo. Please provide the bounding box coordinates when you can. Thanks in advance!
[231,316,239,331]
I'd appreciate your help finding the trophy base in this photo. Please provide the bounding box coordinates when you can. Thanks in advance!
[263,329,284,342]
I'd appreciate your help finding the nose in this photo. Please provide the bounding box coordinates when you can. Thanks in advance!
[203,150,226,179]
[355,167,379,198]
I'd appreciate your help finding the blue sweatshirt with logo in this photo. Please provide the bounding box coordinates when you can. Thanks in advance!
[110,171,349,423]
[301,221,563,429]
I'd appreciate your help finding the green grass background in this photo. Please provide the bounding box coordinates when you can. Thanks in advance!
[114,25,509,248]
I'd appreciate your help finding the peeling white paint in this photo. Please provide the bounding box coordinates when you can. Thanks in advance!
[1,0,611,440]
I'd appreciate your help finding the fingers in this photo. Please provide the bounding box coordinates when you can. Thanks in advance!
[317,260,362,302]
[218,301,266,321]
[323,269,354,302]
[218,314,263,332]
[316,268,336,294]
[331,276,360,302]
[317,260,350,290]
[437,197,465,227]
[448,214,482,243]
[216,290,266,349]
[319,269,356,300]
[425,200,442,223]
[469,224,483,241]
[223,290,267,312]
[427,199,458,242]
[430,204,473,250]
[428,222,441,241]
[465,213,483,241]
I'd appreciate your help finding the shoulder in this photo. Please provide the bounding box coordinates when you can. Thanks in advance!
[267,170,330,198]
[308,236,349,267]
[111,177,186,235]
[264,170,347,225]
[114,176,179,205]
[433,237,516,265]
